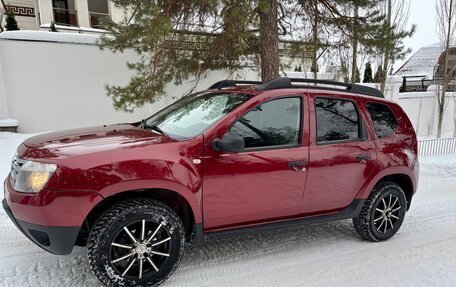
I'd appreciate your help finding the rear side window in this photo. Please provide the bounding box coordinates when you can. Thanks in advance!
[231,97,301,149]
[315,97,360,143]
[366,103,398,138]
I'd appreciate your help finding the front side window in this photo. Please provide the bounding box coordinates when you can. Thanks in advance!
[230,97,301,149]
[145,92,248,139]
[366,102,398,138]
[315,97,361,143]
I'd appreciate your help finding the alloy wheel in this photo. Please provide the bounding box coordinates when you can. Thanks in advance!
[109,219,172,280]
[373,194,403,233]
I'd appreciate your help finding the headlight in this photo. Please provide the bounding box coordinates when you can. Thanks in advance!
[14,161,57,193]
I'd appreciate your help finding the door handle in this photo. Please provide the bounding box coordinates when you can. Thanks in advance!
[356,155,370,162]
[288,161,307,172]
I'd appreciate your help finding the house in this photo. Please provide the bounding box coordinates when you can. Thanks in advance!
[1,0,122,31]
[394,41,456,92]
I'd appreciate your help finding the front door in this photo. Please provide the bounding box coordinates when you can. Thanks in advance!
[203,96,309,230]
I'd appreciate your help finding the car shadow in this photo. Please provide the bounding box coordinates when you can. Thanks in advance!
[179,219,361,269]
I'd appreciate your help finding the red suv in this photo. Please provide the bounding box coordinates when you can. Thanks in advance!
[3,77,419,287]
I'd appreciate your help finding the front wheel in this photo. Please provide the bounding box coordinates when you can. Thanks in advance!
[87,199,185,287]
[353,182,407,242]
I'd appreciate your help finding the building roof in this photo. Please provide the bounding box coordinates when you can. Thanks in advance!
[394,41,456,79]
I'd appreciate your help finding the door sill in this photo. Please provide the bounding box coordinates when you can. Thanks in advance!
[192,199,365,245]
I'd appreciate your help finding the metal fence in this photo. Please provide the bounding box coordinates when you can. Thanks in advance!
[418,137,456,156]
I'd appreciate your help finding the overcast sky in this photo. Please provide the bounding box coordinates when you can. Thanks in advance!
[394,0,440,71]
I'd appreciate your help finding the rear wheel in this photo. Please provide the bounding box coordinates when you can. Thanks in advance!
[353,182,407,242]
[87,199,185,287]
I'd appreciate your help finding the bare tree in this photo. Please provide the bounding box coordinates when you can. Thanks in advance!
[436,0,456,138]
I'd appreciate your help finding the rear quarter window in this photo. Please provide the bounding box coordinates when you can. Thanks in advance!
[366,102,398,138]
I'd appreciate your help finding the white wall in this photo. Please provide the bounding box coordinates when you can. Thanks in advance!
[357,76,403,101]
[0,32,149,132]
[0,31,260,132]
[398,91,456,138]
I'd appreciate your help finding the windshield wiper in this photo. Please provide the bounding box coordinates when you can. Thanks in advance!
[148,124,168,137]
[140,119,168,137]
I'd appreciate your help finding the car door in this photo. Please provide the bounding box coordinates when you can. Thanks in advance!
[302,92,377,214]
[203,95,309,230]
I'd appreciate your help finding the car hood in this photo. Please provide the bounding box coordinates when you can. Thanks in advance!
[20,124,175,158]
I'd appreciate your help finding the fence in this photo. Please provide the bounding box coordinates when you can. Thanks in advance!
[418,137,456,156]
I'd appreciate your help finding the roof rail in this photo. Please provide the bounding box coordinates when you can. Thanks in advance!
[259,77,384,98]
[208,80,262,90]
[208,77,384,98]
[292,78,384,98]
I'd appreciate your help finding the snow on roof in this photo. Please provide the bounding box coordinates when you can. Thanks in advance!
[395,41,456,79]
[0,30,100,45]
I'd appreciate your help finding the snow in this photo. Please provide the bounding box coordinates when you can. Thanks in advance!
[0,31,100,45]
[1,132,456,286]
[0,119,18,127]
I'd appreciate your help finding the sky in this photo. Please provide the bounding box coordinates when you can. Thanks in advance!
[394,0,440,71]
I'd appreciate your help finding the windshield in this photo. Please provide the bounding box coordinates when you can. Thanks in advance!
[144,92,249,139]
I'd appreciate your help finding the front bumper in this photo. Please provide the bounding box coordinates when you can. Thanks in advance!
[3,175,103,255]
[3,199,79,255]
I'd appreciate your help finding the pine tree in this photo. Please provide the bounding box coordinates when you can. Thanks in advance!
[258,0,279,81]
[299,0,391,84]
[378,0,416,94]
[5,11,19,31]
[100,0,296,111]
[363,62,373,83]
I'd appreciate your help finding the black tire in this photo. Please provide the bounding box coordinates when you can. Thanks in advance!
[353,182,407,242]
[87,199,185,287]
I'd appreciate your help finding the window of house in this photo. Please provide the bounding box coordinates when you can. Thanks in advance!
[315,97,361,143]
[366,102,398,138]
[88,0,110,29]
[230,97,301,149]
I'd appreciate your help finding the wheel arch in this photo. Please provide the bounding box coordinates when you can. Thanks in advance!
[76,188,197,246]
[377,174,414,210]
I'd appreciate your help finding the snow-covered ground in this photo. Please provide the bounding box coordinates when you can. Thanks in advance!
[0,132,455,287]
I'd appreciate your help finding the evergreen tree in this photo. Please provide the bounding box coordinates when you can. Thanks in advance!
[378,0,416,94]
[5,11,19,31]
[298,0,391,84]
[100,0,297,111]
[363,62,373,83]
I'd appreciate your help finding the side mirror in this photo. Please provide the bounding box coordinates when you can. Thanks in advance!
[212,131,245,153]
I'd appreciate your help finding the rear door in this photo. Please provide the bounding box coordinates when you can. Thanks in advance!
[302,92,377,213]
